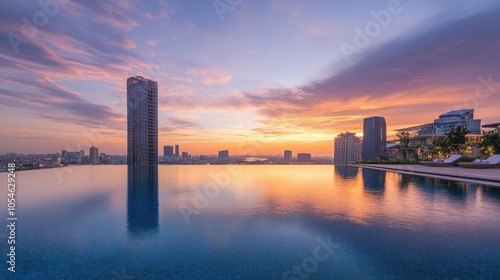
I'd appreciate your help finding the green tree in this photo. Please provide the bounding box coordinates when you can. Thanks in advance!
[427,136,449,158]
[396,131,419,160]
[445,125,469,155]
[480,133,500,156]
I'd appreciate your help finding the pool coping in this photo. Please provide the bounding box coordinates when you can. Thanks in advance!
[353,164,500,187]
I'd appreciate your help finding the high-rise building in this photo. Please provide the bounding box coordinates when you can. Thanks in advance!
[284,150,292,163]
[89,146,99,165]
[362,116,387,161]
[297,153,311,162]
[218,150,229,161]
[334,132,361,165]
[175,145,179,158]
[127,76,158,165]
[182,151,189,159]
[164,145,174,157]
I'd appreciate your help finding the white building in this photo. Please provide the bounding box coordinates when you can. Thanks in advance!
[334,132,362,164]
[395,109,482,156]
[397,109,481,137]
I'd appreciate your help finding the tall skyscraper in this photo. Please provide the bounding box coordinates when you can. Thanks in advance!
[164,145,174,157]
[127,76,158,165]
[175,145,179,158]
[284,150,292,163]
[89,146,99,165]
[334,132,361,165]
[362,116,387,161]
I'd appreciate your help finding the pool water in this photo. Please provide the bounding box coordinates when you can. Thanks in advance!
[0,165,499,279]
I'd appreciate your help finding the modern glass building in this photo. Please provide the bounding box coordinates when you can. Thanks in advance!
[395,109,483,156]
[396,109,481,136]
[127,76,158,165]
[362,116,387,161]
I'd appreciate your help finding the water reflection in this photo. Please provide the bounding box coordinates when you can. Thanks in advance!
[127,165,159,235]
[362,168,386,196]
[482,186,500,201]
[334,165,359,179]
[401,175,467,200]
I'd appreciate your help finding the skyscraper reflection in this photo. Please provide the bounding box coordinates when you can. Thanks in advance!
[334,165,359,179]
[127,165,159,235]
[362,168,386,196]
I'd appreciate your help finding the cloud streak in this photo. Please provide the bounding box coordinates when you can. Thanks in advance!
[242,4,500,136]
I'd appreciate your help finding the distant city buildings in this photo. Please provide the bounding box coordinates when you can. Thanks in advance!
[284,150,292,163]
[175,145,179,158]
[182,151,189,160]
[334,132,362,164]
[297,153,311,163]
[89,146,99,165]
[127,76,158,165]
[163,145,174,157]
[218,149,229,161]
[362,116,387,161]
[61,150,84,164]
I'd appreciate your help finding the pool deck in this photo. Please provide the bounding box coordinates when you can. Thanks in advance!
[355,164,500,187]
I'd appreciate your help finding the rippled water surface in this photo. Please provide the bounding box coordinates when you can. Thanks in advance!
[1,165,500,279]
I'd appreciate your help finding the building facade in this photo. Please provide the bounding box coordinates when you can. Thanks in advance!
[395,109,482,157]
[89,146,99,165]
[175,145,179,158]
[297,153,311,162]
[284,150,292,163]
[334,132,362,164]
[218,150,229,161]
[127,76,158,165]
[163,145,174,157]
[362,116,387,161]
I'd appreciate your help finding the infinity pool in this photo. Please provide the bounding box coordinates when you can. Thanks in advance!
[1,165,499,279]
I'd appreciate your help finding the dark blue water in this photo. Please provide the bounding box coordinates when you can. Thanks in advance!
[1,165,500,279]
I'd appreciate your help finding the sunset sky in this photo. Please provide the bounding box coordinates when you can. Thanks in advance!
[1,0,499,156]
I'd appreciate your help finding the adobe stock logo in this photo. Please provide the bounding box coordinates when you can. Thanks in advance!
[339,0,404,64]
[213,0,243,21]
[282,235,340,280]
[7,0,70,54]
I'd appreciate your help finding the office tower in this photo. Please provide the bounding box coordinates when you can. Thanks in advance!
[362,116,387,161]
[297,153,311,162]
[218,150,229,161]
[89,146,99,165]
[182,151,189,159]
[127,76,158,165]
[175,145,179,158]
[284,150,292,163]
[164,145,174,157]
[334,132,362,164]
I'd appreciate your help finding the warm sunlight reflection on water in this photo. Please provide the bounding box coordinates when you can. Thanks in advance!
[1,165,500,278]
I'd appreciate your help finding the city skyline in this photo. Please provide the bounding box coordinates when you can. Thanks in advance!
[1,1,500,156]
